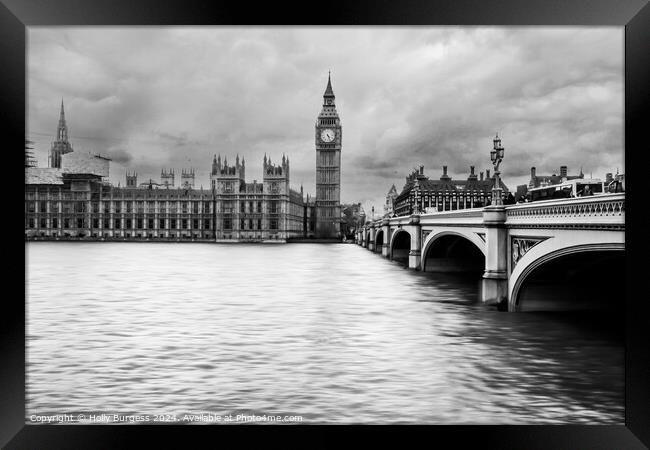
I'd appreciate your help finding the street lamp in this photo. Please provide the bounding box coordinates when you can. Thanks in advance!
[490,133,505,206]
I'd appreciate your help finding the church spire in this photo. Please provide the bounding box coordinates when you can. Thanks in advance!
[57,98,69,142]
[49,98,73,168]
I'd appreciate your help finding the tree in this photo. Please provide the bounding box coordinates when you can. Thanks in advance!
[340,203,366,238]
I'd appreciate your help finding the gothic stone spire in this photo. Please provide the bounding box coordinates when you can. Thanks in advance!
[57,98,69,142]
[323,71,335,98]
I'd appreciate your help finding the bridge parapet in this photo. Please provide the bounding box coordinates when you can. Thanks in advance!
[420,208,484,219]
[390,209,484,227]
[388,216,413,227]
[505,193,624,229]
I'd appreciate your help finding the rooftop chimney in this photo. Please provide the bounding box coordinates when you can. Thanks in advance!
[531,167,536,178]
[480,172,484,181]
[560,165,568,177]
[486,169,491,178]
[470,166,475,175]
[440,165,450,181]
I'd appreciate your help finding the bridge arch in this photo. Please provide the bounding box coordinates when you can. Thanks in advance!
[374,229,384,253]
[509,242,625,312]
[389,228,411,265]
[421,230,486,273]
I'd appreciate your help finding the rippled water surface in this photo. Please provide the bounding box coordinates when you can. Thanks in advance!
[26,242,624,424]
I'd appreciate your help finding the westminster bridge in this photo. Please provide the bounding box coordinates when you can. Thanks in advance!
[355,193,625,312]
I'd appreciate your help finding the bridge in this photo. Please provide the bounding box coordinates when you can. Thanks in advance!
[355,193,625,312]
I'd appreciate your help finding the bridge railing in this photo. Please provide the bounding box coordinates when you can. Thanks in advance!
[505,193,624,228]
[361,193,625,231]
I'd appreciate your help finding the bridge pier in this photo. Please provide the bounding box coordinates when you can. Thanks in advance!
[381,219,390,257]
[368,226,376,252]
[481,205,508,307]
[408,215,422,270]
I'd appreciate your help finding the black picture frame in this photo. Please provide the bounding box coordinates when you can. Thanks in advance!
[4,0,649,448]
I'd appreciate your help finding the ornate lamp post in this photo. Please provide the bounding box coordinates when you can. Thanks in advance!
[481,133,508,308]
[490,133,505,206]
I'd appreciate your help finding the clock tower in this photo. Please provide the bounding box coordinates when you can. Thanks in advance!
[315,72,341,238]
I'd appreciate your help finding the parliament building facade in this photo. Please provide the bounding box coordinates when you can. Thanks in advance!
[25,76,342,242]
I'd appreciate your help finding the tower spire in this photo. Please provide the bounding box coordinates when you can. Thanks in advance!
[57,98,69,142]
[324,71,334,98]
[49,98,73,168]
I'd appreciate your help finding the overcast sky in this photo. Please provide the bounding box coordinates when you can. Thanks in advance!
[27,27,623,214]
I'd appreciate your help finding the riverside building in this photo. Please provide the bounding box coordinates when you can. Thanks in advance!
[25,152,313,242]
[392,164,510,216]
[25,76,352,242]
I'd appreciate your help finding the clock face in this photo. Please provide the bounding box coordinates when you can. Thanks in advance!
[320,128,335,143]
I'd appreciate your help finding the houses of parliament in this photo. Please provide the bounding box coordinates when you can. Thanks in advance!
[25,75,342,242]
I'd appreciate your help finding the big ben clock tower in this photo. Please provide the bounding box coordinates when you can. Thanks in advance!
[315,72,341,238]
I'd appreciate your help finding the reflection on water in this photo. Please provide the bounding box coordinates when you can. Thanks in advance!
[26,242,623,424]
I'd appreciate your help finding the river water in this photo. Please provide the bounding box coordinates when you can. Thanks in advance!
[25,242,624,424]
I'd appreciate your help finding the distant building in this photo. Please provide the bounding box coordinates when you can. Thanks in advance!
[516,166,621,200]
[126,171,138,188]
[384,184,398,217]
[208,153,307,241]
[181,169,195,189]
[393,164,509,216]
[161,169,175,188]
[48,100,74,169]
[25,152,314,241]
[303,191,317,238]
[528,165,583,189]
[515,184,529,201]
[25,174,215,240]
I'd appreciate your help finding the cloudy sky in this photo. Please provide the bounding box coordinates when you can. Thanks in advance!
[27,27,623,213]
